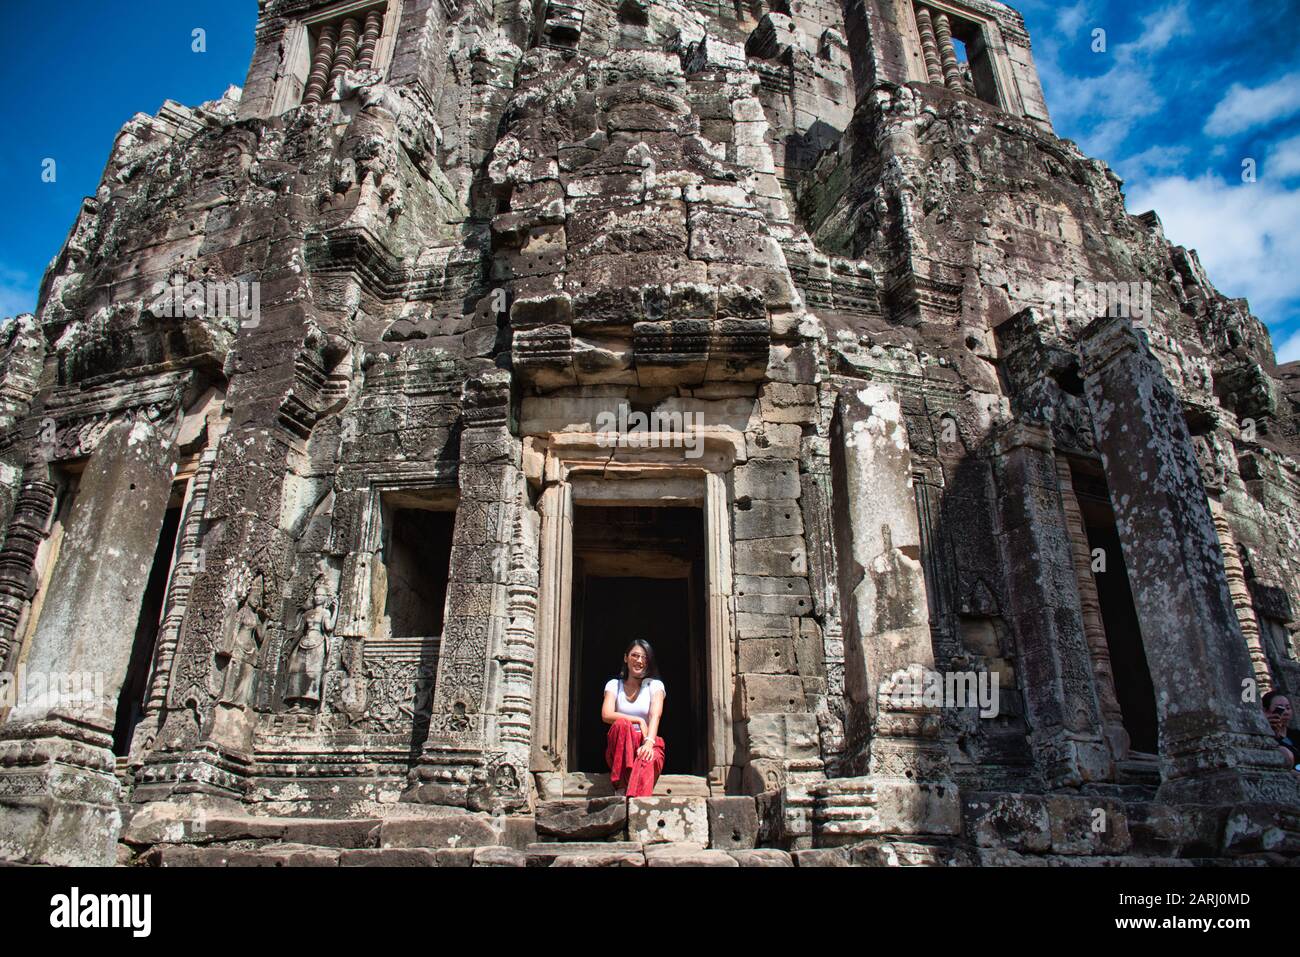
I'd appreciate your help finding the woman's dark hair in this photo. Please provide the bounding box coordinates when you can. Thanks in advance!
[619,639,659,681]
[1264,690,1291,711]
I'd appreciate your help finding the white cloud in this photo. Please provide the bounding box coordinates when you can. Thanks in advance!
[1116,144,1190,183]
[1127,174,1300,329]
[1205,71,1300,137]
[1129,2,1190,52]
[1033,3,1191,159]
[1055,0,1093,35]
[1268,134,1300,179]
[1276,329,1300,364]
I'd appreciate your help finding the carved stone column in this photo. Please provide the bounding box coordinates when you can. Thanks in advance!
[1208,495,1272,693]
[408,370,523,811]
[0,469,58,671]
[495,482,540,796]
[704,471,736,784]
[914,7,945,84]
[356,9,384,70]
[141,444,220,722]
[7,417,178,727]
[1055,454,1130,760]
[530,479,573,777]
[932,12,963,90]
[822,385,959,850]
[991,424,1112,787]
[329,18,362,86]
[1080,316,1299,804]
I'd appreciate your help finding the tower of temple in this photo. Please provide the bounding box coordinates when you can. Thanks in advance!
[2,0,1299,866]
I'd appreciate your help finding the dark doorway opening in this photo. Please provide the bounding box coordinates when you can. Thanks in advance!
[1072,466,1159,754]
[113,499,184,756]
[569,505,707,776]
[384,507,455,638]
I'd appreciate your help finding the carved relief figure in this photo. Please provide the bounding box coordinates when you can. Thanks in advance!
[284,575,339,713]
[216,579,266,708]
[867,523,924,634]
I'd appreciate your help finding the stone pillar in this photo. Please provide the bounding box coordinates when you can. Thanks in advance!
[329,18,362,87]
[991,424,1112,787]
[0,416,178,865]
[141,445,219,720]
[1055,454,1130,760]
[0,471,58,671]
[356,9,384,70]
[409,370,524,811]
[7,418,177,727]
[530,479,573,777]
[914,7,945,84]
[932,12,963,90]
[1209,495,1272,693]
[822,384,959,851]
[1080,317,1298,804]
[302,22,339,105]
[704,471,736,784]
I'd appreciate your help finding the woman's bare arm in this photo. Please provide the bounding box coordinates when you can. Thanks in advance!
[645,687,664,740]
[633,687,665,761]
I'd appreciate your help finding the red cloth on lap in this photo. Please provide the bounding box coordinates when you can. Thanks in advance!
[605,719,665,798]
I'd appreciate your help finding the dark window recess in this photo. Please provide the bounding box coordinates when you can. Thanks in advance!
[113,505,183,756]
[385,508,455,638]
[1072,469,1159,755]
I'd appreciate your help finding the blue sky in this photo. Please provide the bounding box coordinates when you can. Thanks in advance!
[2,1,1299,358]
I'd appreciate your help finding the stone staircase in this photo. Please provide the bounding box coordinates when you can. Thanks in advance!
[120,774,833,867]
[120,776,1300,866]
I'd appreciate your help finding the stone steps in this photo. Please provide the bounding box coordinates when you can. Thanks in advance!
[137,841,803,867]
[539,772,712,799]
[535,793,762,848]
[123,792,785,865]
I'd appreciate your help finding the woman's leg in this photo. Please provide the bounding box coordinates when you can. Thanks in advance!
[624,736,665,798]
[605,720,637,790]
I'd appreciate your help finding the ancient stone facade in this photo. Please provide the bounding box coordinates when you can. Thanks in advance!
[1,0,1299,866]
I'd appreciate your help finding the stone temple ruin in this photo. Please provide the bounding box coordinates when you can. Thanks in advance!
[1,0,1299,868]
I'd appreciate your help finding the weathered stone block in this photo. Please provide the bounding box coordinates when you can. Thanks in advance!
[732,499,805,540]
[733,460,800,501]
[962,793,1050,853]
[728,848,793,866]
[744,712,821,761]
[379,812,500,849]
[792,848,851,866]
[339,848,440,866]
[1045,796,1130,856]
[536,797,628,841]
[472,845,526,866]
[707,796,760,848]
[738,636,796,674]
[739,674,806,716]
[734,537,807,576]
[645,845,739,866]
[525,841,644,867]
[548,850,646,866]
[627,797,709,844]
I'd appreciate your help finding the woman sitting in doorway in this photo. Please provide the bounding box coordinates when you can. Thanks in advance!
[602,639,666,797]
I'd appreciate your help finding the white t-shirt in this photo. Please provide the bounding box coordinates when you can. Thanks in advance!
[604,678,665,722]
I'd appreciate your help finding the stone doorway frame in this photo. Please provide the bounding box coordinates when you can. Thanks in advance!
[527,432,740,789]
